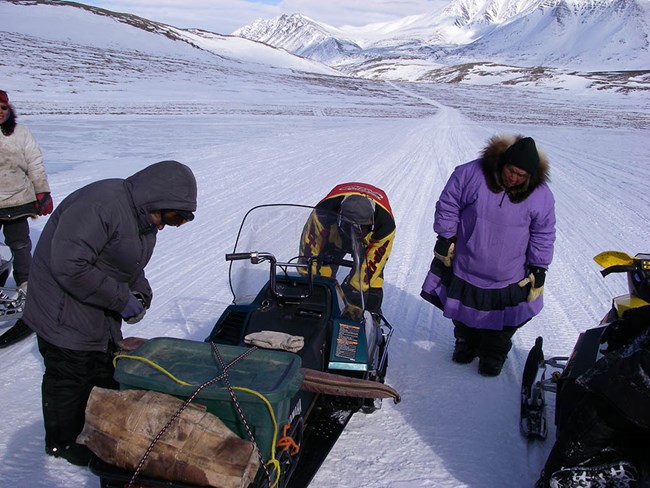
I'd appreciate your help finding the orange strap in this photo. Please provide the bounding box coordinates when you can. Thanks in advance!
[276,422,300,455]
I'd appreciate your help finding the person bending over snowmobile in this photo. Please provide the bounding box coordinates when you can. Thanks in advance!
[536,305,650,487]
[300,182,395,314]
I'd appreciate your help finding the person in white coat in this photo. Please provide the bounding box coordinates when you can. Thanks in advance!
[0,90,53,347]
[0,89,52,287]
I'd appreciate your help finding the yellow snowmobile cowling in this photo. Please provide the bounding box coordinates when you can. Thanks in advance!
[593,251,635,268]
[594,251,650,318]
[612,295,649,316]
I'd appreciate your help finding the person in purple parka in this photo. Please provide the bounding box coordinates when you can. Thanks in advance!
[421,135,556,376]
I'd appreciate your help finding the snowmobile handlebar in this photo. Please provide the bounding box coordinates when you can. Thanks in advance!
[226,251,314,301]
[226,251,275,265]
[315,254,354,268]
[225,252,253,261]
[225,251,357,303]
[226,251,354,268]
[600,264,638,277]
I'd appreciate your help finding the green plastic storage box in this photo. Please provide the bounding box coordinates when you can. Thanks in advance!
[114,337,304,459]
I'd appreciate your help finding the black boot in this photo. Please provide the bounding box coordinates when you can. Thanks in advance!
[477,326,517,377]
[478,355,506,376]
[46,442,93,466]
[452,321,479,364]
[452,339,477,363]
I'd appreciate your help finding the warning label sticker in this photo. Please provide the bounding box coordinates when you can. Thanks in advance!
[335,323,360,360]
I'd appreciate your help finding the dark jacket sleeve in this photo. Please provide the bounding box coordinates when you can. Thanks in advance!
[48,202,133,313]
[131,272,152,308]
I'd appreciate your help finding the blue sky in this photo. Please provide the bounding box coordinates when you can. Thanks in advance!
[76,0,446,34]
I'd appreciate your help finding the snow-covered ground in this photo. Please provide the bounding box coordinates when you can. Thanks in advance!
[1,82,648,488]
[1,2,649,487]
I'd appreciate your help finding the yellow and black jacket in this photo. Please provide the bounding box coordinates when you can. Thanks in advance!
[301,182,395,292]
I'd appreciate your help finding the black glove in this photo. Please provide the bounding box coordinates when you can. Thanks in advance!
[434,236,456,268]
[518,266,546,302]
[120,293,146,324]
[341,281,362,308]
[366,287,383,314]
[529,266,546,287]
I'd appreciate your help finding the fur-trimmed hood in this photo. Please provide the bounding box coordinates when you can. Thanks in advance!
[481,134,550,203]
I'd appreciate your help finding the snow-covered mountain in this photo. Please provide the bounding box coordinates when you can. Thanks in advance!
[234,0,650,79]
[234,14,363,64]
[2,0,340,88]
[4,0,647,93]
[6,0,473,121]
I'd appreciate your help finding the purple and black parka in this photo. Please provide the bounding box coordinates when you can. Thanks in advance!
[421,135,556,331]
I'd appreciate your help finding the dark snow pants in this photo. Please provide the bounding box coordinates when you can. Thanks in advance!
[342,282,384,313]
[37,336,119,449]
[0,217,32,286]
[453,321,517,361]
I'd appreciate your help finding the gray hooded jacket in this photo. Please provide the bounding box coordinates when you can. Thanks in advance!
[23,160,197,352]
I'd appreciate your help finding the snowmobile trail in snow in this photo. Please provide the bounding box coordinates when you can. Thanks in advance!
[1,73,648,488]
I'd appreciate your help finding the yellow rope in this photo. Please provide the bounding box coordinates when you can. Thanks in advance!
[233,387,281,487]
[114,354,283,487]
[113,354,192,386]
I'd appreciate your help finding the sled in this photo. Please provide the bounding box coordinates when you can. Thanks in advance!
[80,387,260,488]
[89,204,400,488]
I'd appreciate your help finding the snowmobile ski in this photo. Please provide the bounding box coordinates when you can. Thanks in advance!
[520,336,548,439]
[285,395,358,488]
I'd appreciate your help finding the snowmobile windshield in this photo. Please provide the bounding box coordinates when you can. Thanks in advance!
[227,204,366,308]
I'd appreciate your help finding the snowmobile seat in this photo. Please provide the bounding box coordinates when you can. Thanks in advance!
[555,325,607,433]
[245,282,332,371]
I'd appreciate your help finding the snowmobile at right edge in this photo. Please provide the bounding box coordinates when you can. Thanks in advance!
[521,251,650,487]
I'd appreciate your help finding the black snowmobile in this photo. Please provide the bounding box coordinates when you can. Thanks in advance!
[89,204,400,488]
[520,251,650,487]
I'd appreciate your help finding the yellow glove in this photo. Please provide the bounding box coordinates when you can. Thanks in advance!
[517,267,546,302]
[434,236,455,268]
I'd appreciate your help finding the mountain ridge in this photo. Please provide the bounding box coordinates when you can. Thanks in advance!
[233,0,649,76]
[3,0,648,96]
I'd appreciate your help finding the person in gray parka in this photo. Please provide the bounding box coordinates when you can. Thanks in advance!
[23,160,197,466]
